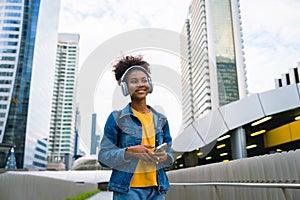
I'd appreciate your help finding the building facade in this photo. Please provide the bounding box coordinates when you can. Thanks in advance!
[0,0,60,169]
[47,33,80,170]
[275,62,300,88]
[181,0,247,128]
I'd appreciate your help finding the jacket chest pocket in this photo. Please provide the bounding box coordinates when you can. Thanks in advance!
[119,126,142,148]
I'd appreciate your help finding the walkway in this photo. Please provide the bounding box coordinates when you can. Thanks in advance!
[87,191,113,200]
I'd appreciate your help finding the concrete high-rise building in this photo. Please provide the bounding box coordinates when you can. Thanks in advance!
[181,0,247,128]
[0,0,60,169]
[47,33,80,170]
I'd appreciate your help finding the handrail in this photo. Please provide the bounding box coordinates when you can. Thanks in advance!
[170,182,300,189]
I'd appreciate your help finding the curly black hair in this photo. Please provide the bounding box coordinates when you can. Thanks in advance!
[112,55,150,83]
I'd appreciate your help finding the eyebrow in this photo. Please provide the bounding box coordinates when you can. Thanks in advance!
[129,77,147,80]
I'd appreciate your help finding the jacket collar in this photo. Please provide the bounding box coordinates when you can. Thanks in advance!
[119,103,166,120]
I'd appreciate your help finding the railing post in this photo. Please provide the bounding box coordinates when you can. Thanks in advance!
[214,185,221,200]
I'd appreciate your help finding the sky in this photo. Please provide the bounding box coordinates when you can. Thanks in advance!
[58,0,300,153]
[59,0,300,94]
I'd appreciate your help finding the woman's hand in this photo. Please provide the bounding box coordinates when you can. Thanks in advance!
[125,145,157,163]
[125,145,169,165]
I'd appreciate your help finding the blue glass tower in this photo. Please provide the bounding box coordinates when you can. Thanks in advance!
[1,0,40,169]
[0,0,60,169]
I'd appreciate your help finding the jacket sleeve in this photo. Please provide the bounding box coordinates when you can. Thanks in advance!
[98,111,130,169]
[160,119,175,168]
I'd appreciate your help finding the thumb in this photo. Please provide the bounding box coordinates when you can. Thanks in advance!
[143,145,155,149]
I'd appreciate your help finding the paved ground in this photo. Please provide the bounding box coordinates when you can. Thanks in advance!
[87,191,113,200]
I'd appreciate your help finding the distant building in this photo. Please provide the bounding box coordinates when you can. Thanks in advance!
[90,113,100,155]
[47,33,80,170]
[73,106,81,159]
[275,62,300,88]
[0,0,60,169]
[181,0,247,128]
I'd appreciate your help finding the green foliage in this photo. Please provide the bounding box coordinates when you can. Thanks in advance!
[65,189,100,200]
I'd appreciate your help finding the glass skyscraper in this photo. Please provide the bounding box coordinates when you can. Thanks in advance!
[0,0,60,169]
[181,0,247,128]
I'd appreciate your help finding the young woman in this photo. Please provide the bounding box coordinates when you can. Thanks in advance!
[98,55,174,200]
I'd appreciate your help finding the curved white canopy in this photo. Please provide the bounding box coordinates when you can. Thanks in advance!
[172,84,300,152]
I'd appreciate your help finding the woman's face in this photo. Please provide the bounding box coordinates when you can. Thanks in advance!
[126,69,150,100]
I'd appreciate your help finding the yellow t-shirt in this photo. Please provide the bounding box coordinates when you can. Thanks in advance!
[130,107,157,187]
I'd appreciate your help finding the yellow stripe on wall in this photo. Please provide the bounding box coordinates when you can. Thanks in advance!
[264,120,300,148]
[264,124,291,148]
[290,120,300,141]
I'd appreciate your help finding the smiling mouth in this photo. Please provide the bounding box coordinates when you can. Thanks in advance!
[135,88,147,93]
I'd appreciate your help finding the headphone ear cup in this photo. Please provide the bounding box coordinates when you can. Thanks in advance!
[121,81,129,96]
[148,77,153,93]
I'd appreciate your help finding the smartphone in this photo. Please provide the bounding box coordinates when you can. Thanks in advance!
[155,143,167,152]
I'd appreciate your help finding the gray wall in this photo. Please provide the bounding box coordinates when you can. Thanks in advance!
[167,150,300,200]
[0,172,97,200]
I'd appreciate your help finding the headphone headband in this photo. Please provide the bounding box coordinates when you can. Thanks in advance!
[120,65,151,82]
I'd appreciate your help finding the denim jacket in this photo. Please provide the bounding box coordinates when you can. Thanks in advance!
[98,103,174,193]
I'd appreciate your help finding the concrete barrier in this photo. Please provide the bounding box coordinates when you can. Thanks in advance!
[0,172,97,200]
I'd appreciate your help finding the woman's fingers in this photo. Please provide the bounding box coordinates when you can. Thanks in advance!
[154,151,168,162]
[126,145,168,163]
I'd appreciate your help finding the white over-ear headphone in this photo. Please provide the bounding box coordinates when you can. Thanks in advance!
[120,65,153,96]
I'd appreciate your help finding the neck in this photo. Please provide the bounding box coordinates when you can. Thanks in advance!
[131,100,149,114]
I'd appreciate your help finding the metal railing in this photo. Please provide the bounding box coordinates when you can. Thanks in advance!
[170,182,300,189]
[169,182,300,200]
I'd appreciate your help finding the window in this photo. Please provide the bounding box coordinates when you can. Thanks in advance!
[2,27,19,31]
[0,0,22,3]
[0,12,21,17]
[0,56,16,61]
[0,41,18,46]
[0,64,14,69]
[0,34,19,38]
[0,80,12,84]
[0,88,10,92]
[1,6,22,10]
[0,19,20,24]
[0,72,13,76]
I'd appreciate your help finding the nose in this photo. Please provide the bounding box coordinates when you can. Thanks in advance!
[137,81,145,87]
[137,80,147,87]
